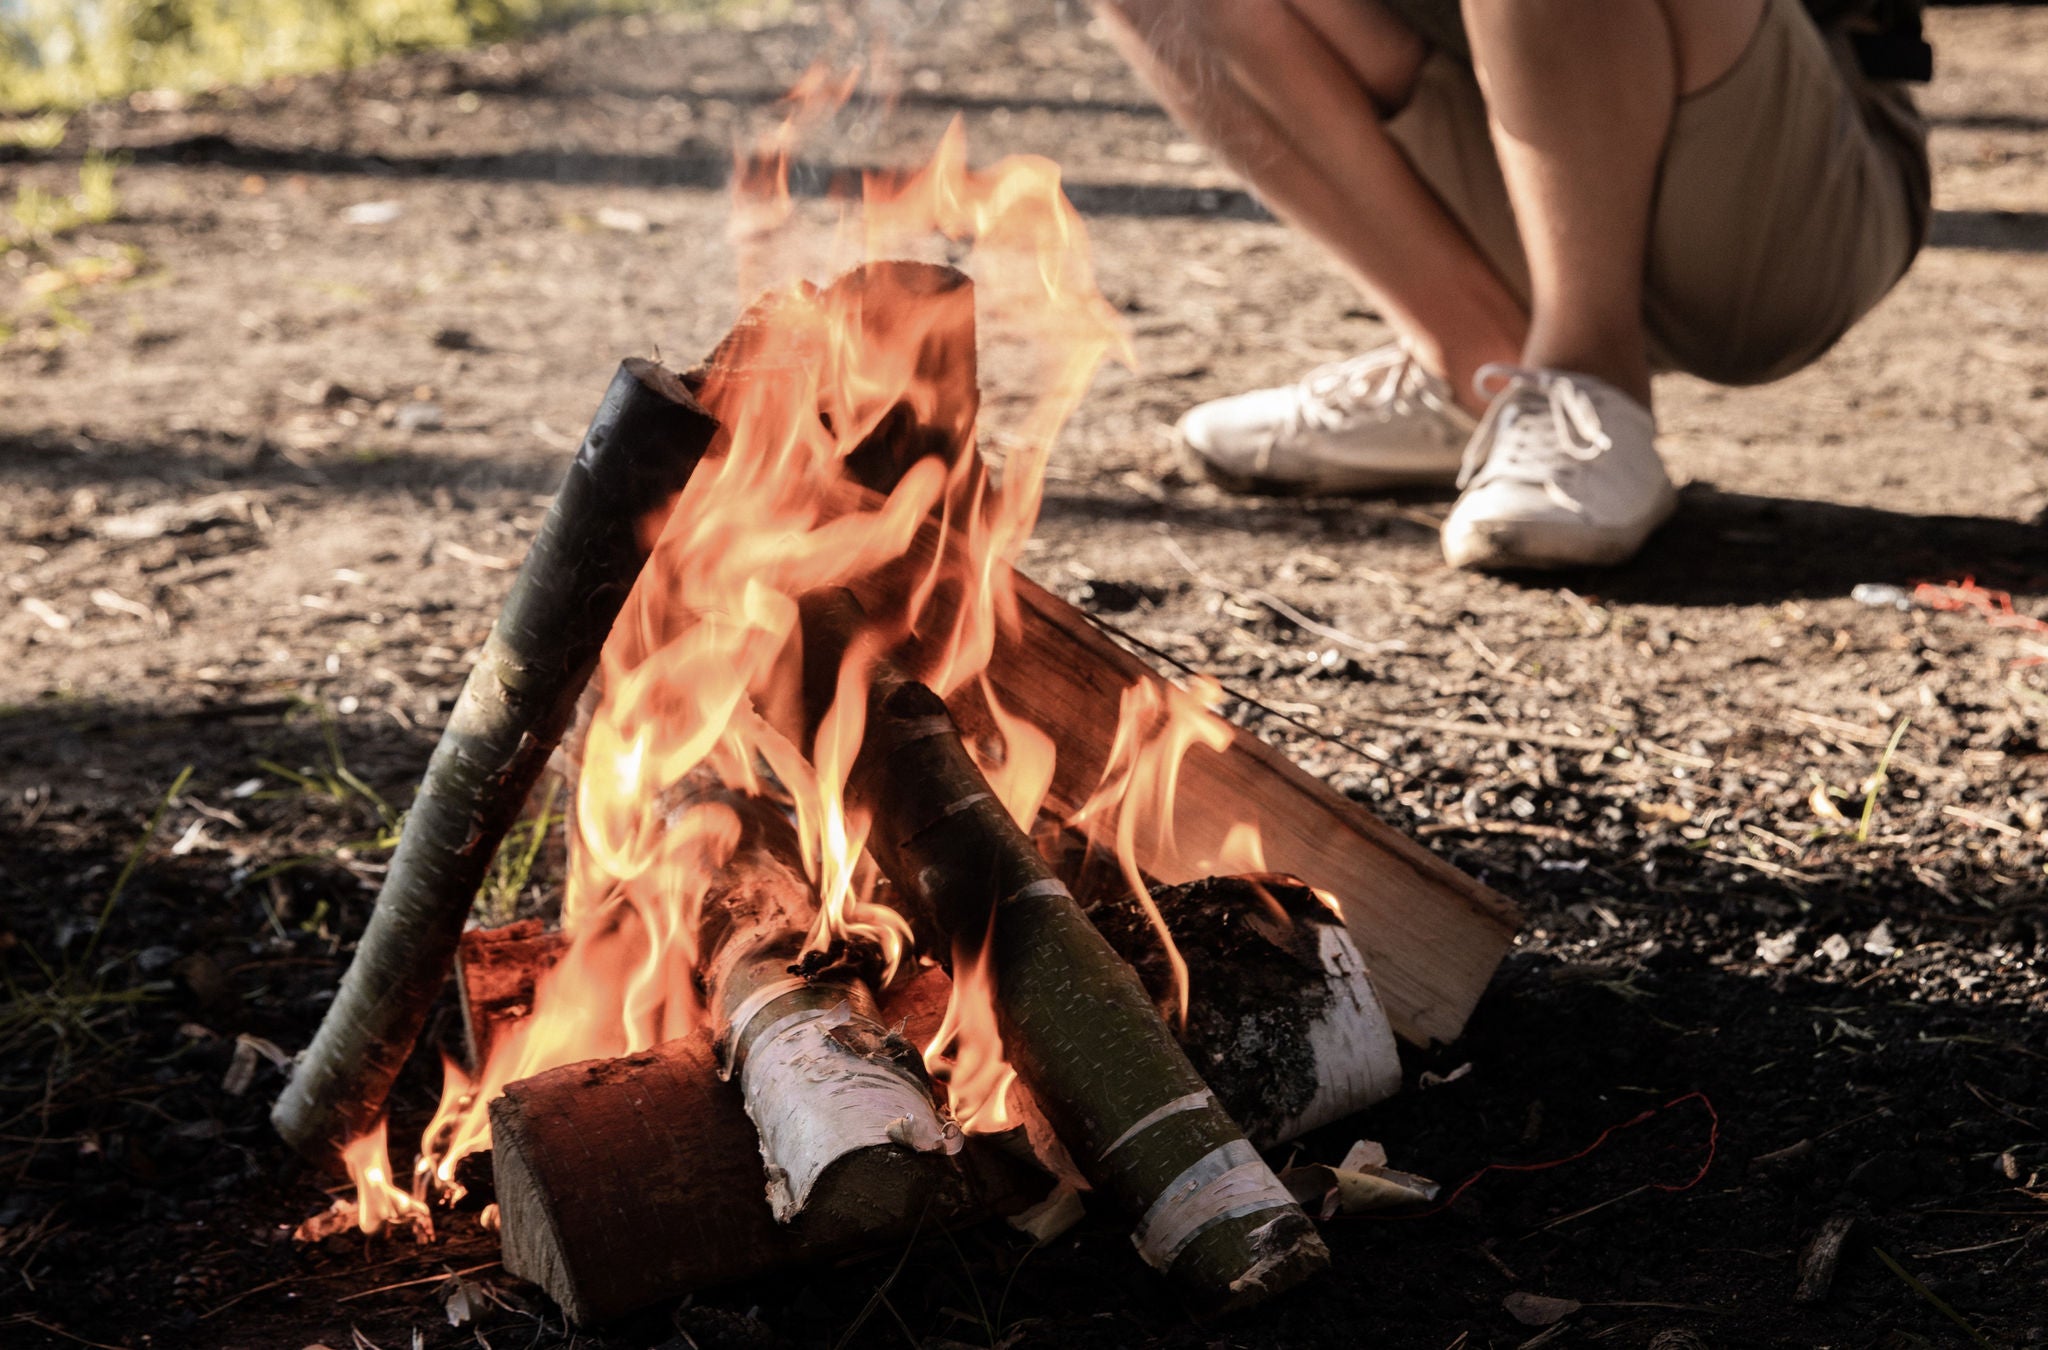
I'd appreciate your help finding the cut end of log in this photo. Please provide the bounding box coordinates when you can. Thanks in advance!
[1221,1211,1331,1309]
[490,1030,1041,1325]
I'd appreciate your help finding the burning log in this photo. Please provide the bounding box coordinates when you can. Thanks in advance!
[490,972,1040,1327]
[859,681,1328,1304]
[687,784,958,1232]
[789,589,1327,1307]
[272,359,721,1161]
[455,918,559,1067]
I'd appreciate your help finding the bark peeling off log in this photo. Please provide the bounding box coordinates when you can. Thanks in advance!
[740,998,956,1221]
[272,359,720,1163]
[691,790,957,1234]
[1085,873,1400,1147]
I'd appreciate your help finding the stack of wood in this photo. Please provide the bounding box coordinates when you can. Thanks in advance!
[272,263,1521,1326]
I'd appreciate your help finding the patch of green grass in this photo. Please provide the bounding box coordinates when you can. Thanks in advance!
[238,705,405,887]
[5,152,121,251]
[478,775,563,924]
[253,745,397,832]
[0,112,67,149]
[0,765,191,1068]
[0,1,731,113]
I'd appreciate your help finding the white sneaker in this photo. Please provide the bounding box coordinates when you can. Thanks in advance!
[1176,344,1476,494]
[1440,366,1677,571]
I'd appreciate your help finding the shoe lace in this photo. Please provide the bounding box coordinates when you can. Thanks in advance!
[1456,364,1614,495]
[1290,346,1424,436]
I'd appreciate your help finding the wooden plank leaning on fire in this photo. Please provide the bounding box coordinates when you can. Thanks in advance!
[981,580,1522,1049]
[272,359,722,1163]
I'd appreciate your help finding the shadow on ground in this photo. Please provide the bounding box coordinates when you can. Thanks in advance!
[0,428,569,498]
[1583,485,2047,606]
[2,695,2044,1349]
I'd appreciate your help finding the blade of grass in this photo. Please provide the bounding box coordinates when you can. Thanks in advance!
[1871,1246,1996,1348]
[1856,717,1911,844]
[835,1209,929,1350]
[79,765,191,971]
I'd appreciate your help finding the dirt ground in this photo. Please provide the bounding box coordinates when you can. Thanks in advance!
[4,3,2047,1348]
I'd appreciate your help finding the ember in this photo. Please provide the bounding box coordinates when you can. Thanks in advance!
[273,68,1518,1325]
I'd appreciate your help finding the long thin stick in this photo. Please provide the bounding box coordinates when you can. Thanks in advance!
[273,359,721,1162]
[794,589,1327,1308]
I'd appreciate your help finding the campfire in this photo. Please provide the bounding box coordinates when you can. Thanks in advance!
[271,87,1519,1324]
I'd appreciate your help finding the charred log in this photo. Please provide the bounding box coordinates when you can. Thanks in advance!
[690,788,957,1232]
[1087,874,1401,1147]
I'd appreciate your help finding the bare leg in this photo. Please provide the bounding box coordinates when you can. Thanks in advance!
[1095,0,1526,412]
[1464,0,1766,406]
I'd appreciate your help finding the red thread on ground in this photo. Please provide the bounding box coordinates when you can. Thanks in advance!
[1914,578,2048,631]
[1378,1090,1720,1222]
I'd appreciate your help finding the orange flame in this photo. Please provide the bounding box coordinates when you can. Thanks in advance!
[922,934,1019,1134]
[343,1118,431,1237]
[306,64,1315,1232]
[1071,676,1238,1027]
[315,69,1137,1207]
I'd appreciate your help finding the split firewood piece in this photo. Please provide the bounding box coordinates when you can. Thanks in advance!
[965,576,1522,1050]
[1084,872,1402,1148]
[688,784,958,1232]
[272,359,721,1162]
[791,591,1327,1308]
[491,975,1041,1327]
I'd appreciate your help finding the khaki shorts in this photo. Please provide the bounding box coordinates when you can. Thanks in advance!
[1382,0,1931,385]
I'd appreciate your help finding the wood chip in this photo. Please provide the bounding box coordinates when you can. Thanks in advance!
[1795,1213,1859,1303]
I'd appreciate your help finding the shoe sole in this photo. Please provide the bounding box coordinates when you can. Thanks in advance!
[1182,438,1460,497]
[1442,490,1679,572]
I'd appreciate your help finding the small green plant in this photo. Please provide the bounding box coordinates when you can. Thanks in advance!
[479,776,563,923]
[1855,716,1911,844]
[0,766,192,1067]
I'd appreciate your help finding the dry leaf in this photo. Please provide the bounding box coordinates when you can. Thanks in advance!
[1503,1292,1582,1326]
[1007,1182,1086,1242]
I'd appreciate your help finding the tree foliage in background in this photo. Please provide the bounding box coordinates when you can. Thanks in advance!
[0,0,679,110]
